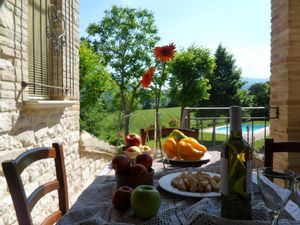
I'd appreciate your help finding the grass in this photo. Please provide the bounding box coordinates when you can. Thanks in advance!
[128,107,182,133]
[106,107,268,151]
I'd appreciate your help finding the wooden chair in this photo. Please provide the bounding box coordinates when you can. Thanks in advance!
[264,138,300,167]
[1,143,68,225]
[140,127,199,145]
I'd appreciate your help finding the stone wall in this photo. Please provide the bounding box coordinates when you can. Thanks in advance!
[0,1,115,225]
[270,0,300,172]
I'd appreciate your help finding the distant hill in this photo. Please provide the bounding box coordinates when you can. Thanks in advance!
[242,77,269,90]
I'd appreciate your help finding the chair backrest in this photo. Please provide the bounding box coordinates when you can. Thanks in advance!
[1,143,68,225]
[264,138,300,167]
[140,128,199,145]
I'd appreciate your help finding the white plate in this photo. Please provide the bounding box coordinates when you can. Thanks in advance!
[158,171,221,198]
[167,152,211,167]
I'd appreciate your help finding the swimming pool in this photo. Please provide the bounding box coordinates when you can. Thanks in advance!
[216,124,266,133]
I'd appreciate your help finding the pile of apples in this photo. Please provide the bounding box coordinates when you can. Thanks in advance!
[123,133,152,155]
[111,153,161,219]
[112,153,153,176]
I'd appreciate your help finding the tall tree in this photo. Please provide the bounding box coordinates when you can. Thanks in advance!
[169,45,215,113]
[207,44,246,107]
[86,6,160,135]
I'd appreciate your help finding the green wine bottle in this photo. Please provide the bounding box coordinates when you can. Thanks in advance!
[221,106,252,220]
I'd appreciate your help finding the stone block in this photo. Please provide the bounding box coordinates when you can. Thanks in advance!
[81,166,90,181]
[0,100,17,112]
[80,130,116,154]
[0,59,13,71]
[16,131,35,147]
[0,81,18,91]
[0,70,15,81]
[0,89,15,99]
[0,112,12,132]
[0,177,8,194]
[0,141,23,159]
[66,131,80,145]
[34,127,48,142]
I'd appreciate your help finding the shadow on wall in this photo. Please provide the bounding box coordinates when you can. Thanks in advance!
[9,107,65,136]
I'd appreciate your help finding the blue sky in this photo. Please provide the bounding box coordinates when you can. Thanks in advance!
[80,0,271,79]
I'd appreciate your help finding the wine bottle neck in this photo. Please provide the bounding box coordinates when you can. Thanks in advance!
[230,130,242,138]
[230,106,242,133]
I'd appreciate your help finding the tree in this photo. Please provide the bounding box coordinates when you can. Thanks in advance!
[86,6,160,135]
[169,45,215,114]
[207,44,246,108]
[248,81,270,116]
[79,39,116,137]
[139,88,153,109]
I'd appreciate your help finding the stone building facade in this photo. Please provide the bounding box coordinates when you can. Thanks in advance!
[270,0,300,172]
[0,1,114,224]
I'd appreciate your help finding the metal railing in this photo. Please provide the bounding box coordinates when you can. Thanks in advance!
[180,107,270,150]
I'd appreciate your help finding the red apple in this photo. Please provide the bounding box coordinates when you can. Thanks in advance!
[125,145,142,153]
[129,164,148,176]
[125,133,142,147]
[112,155,130,175]
[135,153,153,170]
[131,185,161,219]
[112,186,133,210]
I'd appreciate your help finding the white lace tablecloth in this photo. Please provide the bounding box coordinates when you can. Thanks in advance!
[57,151,300,225]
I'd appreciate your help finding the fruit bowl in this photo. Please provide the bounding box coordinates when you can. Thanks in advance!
[116,168,154,188]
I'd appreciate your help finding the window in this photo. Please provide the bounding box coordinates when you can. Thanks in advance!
[27,0,75,99]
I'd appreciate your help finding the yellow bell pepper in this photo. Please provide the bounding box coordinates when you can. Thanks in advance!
[178,138,206,160]
[168,129,187,140]
[162,137,179,159]
[183,137,207,153]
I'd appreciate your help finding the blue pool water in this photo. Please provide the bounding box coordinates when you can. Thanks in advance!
[216,124,266,133]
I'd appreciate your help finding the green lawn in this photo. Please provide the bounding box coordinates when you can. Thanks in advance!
[127,107,182,133]
[107,107,268,151]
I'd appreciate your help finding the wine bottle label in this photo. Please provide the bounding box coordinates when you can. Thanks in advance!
[246,160,252,194]
[221,158,228,195]
[221,158,252,195]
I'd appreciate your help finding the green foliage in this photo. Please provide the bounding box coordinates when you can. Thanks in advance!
[206,43,249,108]
[86,5,160,135]
[168,118,179,127]
[139,88,153,109]
[79,39,117,137]
[237,89,253,107]
[80,102,106,137]
[169,45,215,108]
[79,39,115,108]
[248,82,270,116]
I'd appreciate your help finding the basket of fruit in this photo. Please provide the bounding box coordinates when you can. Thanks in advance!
[112,153,154,188]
